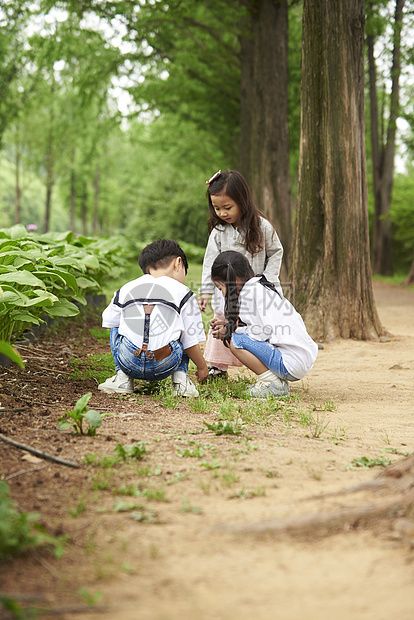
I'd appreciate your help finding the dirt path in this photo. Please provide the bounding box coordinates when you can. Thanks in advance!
[1,282,414,620]
[67,282,414,620]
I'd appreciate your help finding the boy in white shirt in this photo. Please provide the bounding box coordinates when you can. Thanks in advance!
[98,239,208,397]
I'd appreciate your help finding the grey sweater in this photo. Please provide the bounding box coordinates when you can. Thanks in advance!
[199,217,284,296]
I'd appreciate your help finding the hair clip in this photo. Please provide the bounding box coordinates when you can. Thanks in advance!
[205,170,221,185]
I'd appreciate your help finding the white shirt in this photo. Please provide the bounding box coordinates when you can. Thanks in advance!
[236,277,318,379]
[102,275,205,351]
[199,217,283,296]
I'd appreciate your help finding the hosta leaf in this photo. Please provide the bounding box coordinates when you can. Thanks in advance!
[45,299,79,317]
[0,271,45,288]
[0,341,24,368]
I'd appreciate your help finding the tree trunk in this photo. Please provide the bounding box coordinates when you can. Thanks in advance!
[43,136,54,234]
[70,149,76,232]
[81,184,87,236]
[92,165,100,235]
[291,0,383,341]
[239,0,292,273]
[405,257,414,285]
[368,0,405,276]
[14,132,21,225]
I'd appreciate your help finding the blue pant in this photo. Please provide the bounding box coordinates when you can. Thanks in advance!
[231,333,298,381]
[110,328,188,381]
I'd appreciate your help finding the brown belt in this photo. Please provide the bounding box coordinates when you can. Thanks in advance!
[133,343,171,361]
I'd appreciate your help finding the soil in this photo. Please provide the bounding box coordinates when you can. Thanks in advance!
[0,281,413,620]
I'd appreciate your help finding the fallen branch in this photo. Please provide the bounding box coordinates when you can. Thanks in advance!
[0,433,79,468]
[5,465,48,480]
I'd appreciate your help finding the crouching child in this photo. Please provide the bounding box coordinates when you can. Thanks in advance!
[98,239,209,397]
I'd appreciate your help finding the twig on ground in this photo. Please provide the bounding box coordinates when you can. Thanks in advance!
[0,433,79,468]
[4,465,48,480]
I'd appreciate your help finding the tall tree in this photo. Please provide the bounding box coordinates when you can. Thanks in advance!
[239,0,292,272]
[367,0,406,276]
[291,0,383,341]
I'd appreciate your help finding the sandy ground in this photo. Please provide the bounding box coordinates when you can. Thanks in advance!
[64,282,414,620]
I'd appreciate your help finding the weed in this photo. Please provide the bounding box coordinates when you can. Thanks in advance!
[200,458,222,470]
[78,588,102,607]
[70,500,86,518]
[180,499,202,514]
[331,422,347,445]
[71,353,114,383]
[115,442,147,461]
[58,393,111,436]
[218,399,239,420]
[383,432,391,445]
[229,486,266,499]
[113,499,147,512]
[89,327,110,341]
[307,412,330,439]
[190,397,211,413]
[176,443,204,458]
[204,419,243,435]
[347,454,393,470]
[0,481,67,560]
[262,468,280,479]
[221,467,240,487]
[158,381,180,409]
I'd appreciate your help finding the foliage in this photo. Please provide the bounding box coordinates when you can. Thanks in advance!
[0,480,66,560]
[347,454,393,469]
[114,442,147,461]
[0,226,131,342]
[58,392,111,436]
[0,341,24,367]
[204,419,244,436]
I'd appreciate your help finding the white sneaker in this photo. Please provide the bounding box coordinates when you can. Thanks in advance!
[171,371,199,397]
[98,370,134,394]
[249,377,289,398]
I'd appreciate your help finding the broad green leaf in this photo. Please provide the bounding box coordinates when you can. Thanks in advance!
[0,341,25,368]
[84,410,102,429]
[46,299,79,317]
[73,393,92,415]
[9,310,41,325]
[0,271,45,288]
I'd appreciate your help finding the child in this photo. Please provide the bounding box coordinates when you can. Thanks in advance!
[197,169,284,380]
[98,239,209,397]
[210,251,318,397]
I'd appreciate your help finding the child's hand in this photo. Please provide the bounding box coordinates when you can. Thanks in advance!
[197,294,211,312]
[196,364,209,382]
[211,324,227,340]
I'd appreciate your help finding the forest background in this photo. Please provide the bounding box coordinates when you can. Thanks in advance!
[1,0,414,282]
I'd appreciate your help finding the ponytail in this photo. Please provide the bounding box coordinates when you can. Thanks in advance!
[211,251,254,347]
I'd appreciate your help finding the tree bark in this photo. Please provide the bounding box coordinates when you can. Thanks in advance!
[43,135,54,234]
[93,164,100,235]
[70,149,76,233]
[239,0,292,273]
[14,129,21,225]
[291,0,383,341]
[368,0,406,276]
[405,256,414,285]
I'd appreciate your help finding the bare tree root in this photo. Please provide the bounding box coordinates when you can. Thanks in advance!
[212,455,414,539]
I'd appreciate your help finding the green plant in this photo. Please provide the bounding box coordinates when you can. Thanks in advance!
[347,455,393,470]
[114,442,147,461]
[78,588,103,607]
[58,392,111,436]
[180,499,202,514]
[0,341,24,368]
[70,353,115,383]
[70,500,86,518]
[307,412,330,439]
[0,481,66,559]
[204,419,243,436]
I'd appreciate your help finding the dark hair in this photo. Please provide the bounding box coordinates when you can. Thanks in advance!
[206,170,264,256]
[211,251,254,347]
[138,239,188,275]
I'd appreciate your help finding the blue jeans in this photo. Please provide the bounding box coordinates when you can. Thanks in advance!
[231,333,298,382]
[110,328,188,381]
